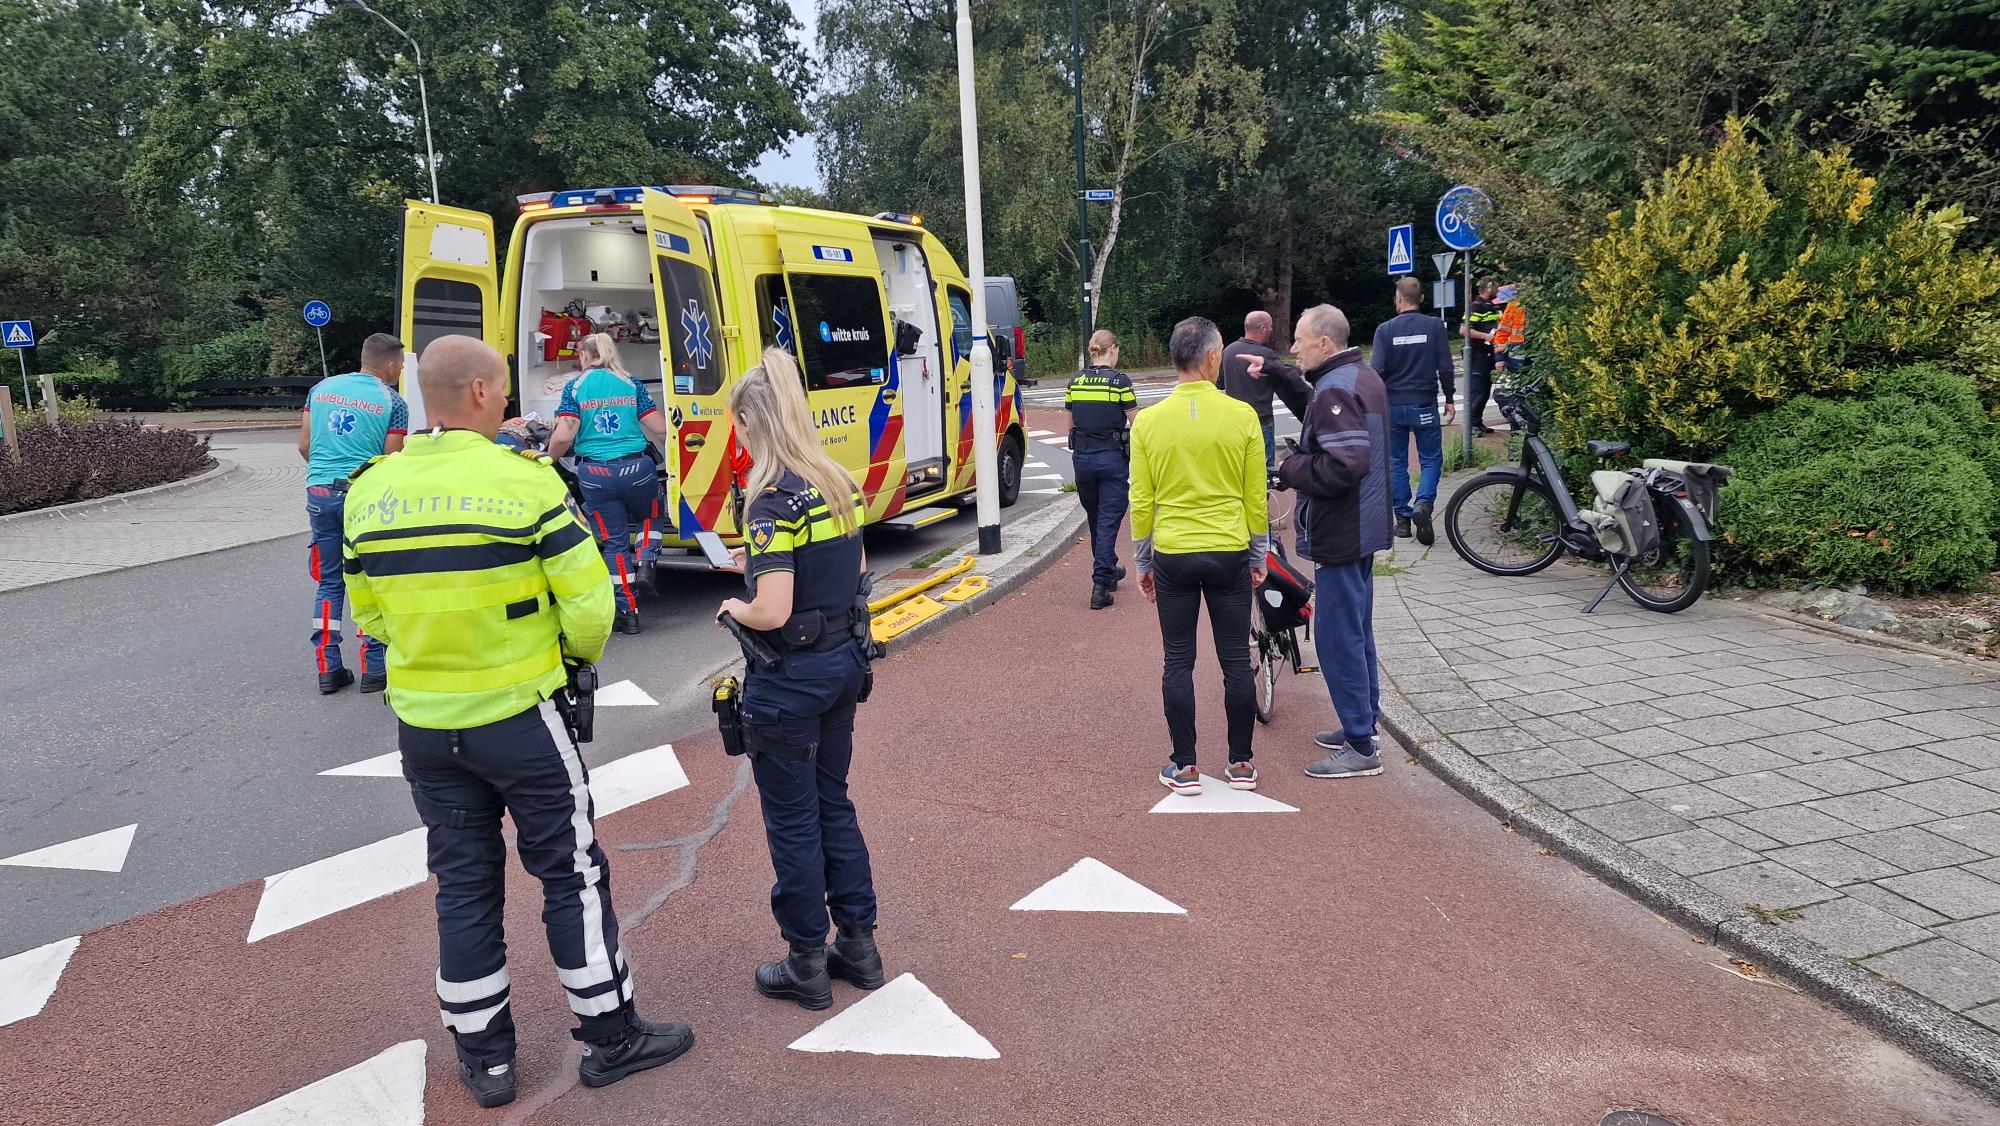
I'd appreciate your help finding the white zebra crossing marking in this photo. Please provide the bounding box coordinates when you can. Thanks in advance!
[0,936,81,1028]
[213,1039,426,1126]
[0,824,137,873]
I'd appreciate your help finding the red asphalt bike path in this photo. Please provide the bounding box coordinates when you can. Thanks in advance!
[3,538,1995,1125]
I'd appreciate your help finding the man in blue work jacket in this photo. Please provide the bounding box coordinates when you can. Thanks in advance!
[1370,277,1456,546]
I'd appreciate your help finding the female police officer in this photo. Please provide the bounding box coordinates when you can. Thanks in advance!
[718,347,884,1011]
[550,333,668,635]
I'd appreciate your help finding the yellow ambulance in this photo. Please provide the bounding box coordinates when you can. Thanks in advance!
[396,185,1027,548]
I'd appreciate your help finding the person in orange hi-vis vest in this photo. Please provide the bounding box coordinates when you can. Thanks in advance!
[1491,282,1529,379]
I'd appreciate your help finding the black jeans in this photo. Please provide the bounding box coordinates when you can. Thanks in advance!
[1466,360,1494,430]
[1153,550,1255,767]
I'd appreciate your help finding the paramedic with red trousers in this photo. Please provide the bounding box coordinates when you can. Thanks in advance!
[298,331,407,694]
[550,334,669,636]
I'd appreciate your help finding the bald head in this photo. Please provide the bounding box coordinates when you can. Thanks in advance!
[418,335,509,437]
[1244,310,1273,343]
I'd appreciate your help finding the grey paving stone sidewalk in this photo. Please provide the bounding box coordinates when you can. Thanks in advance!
[1378,479,2000,1033]
[0,440,306,593]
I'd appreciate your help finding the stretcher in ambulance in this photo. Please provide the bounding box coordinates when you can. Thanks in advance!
[396,186,1027,556]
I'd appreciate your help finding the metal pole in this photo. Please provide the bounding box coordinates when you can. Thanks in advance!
[956,0,1002,555]
[316,327,330,379]
[1462,249,1474,460]
[1069,0,1093,369]
[347,1,438,203]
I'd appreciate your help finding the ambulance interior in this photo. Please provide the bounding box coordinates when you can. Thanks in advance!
[875,235,948,484]
[514,216,665,419]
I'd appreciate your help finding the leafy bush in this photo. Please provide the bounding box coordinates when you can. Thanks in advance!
[1724,367,2000,491]
[0,421,214,516]
[1546,122,2000,463]
[13,394,104,433]
[154,324,271,402]
[1720,444,1994,593]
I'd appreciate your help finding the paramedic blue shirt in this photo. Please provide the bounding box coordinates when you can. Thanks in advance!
[1370,311,1456,407]
[558,368,659,461]
[305,372,408,486]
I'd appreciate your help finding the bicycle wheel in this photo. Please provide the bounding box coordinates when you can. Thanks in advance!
[1252,631,1277,724]
[1444,471,1565,576]
[1619,493,1711,612]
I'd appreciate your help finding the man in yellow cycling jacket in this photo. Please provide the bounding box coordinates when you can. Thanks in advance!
[343,335,691,1109]
[1130,316,1270,796]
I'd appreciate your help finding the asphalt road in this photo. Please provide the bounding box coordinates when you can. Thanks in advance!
[0,431,1074,958]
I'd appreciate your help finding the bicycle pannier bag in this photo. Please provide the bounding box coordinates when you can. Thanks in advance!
[1258,553,1314,633]
[1590,471,1660,559]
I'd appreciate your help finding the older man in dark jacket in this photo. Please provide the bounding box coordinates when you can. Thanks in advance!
[1276,303,1391,778]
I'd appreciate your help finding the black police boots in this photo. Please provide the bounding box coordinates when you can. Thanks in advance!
[317,667,354,695]
[755,941,834,1010]
[578,1015,696,1089]
[457,1059,516,1108]
[1090,585,1114,610]
[616,609,642,635]
[358,670,388,694]
[827,925,886,990]
[1394,515,1412,539]
[1413,500,1436,547]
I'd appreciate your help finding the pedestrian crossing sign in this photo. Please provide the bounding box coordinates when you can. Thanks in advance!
[1385,225,1414,276]
[1,320,33,349]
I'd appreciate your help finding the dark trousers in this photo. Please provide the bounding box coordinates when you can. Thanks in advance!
[1314,556,1381,752]
[306,485,386,675]
[578,453,660,612]
[399,700,633,1067]
[1153,550,1255,767]
[743,644,879,946]
[1072,448,1129,588]
[1466,360,1494,430]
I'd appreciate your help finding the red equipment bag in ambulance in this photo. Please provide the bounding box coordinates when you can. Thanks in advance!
[1257,551,1314,633]
[538,309,587,362]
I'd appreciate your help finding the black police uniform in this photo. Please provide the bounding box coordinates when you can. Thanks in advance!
[739,471,882,1007]
[1064,365,1137,598]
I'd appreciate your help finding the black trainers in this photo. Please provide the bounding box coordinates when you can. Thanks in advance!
[578,1016,695,1089]
[827,926,886,990]
[1413,500,1436,546]
[457,1059,516,1108]
[616,610,642,635]
[358,670,387,694]
[756,942,834,1010]
[1090,585,1114,610]
[317,668,354,695]
[1394,516,1412,539]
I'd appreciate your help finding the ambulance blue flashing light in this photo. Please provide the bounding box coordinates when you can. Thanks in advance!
[872,211,923,226]
[517,186,775,212]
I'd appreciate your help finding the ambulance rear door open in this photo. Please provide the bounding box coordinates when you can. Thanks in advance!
[772,219,904,516]
[639,189,732,539]
[398,201,502,428]
[873,232,947,488]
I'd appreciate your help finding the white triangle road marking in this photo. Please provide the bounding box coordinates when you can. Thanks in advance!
[213,1039,426,1126]
[1010,857,1186,914]
[1149,776,1300,813]
[0,936,81,1028]
[597,679,658,707]
[318,751,402,778]
[248,828,429,943]
[591,743,689,818]
[789,973,998,1059]
[0,824,137,873]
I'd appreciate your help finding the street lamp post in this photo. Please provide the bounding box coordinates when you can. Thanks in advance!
[956,0,1001,555]
[338,0,439,204]
[1068,0,1093,370]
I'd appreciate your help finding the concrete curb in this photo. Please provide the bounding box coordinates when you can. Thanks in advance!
[1376,592,2000,1099]
[1723,598,1998,670]
[0,457,239,527]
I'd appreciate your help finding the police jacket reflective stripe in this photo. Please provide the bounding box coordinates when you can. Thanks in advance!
[1063,366,1137,438]
[743,471,866,647]
[343,430,614,729]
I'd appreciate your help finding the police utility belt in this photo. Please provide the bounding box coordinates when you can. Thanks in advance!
[1068,428,1128,456]
[713,573,882,759]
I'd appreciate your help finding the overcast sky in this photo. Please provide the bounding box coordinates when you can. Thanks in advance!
[749,0,823,190]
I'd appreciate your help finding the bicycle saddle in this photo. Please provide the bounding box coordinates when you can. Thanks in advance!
[1587,439,1632,458]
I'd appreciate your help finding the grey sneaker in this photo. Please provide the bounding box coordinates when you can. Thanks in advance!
[1305,747,1383,778]
[1316,730,1383,754]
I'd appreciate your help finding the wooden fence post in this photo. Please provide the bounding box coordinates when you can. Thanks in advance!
[0,384,20,464]
[39,373,57,428]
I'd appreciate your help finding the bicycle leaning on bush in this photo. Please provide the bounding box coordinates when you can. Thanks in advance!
[1442,374,1734,613]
